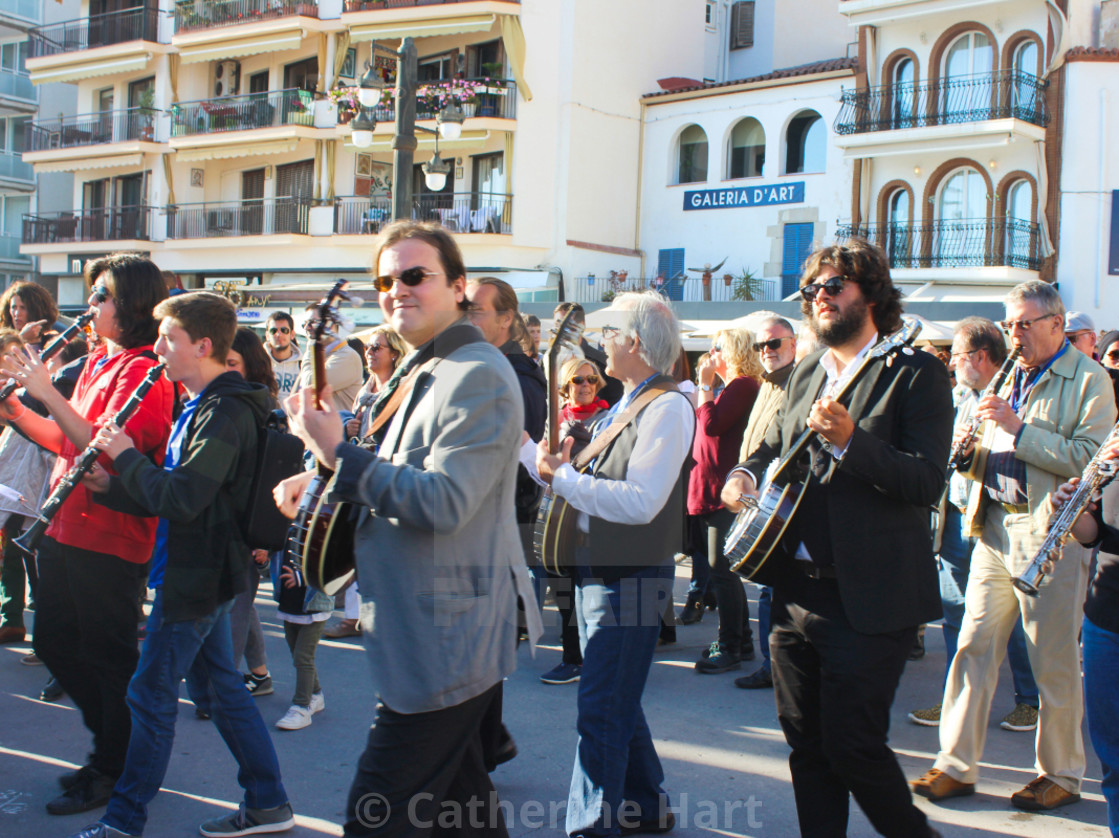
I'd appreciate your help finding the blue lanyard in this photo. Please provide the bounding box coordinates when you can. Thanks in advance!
[1009,341,1067,413]
[591,373,659,439]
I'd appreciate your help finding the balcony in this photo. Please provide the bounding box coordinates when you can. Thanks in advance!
[166,198,311,239]
[343,0,518,10]
[0,0,40,24]
[0,71,36,111]
[22,206,155,245]
[839,0,1007,27]
[0,233,30,262]
[25,7,167,85]
[834,71,1048,158]
[175,0,319,34]
[363,78,517,124]
[0,150,34,186]
[172,89,314,137]
[28,109,161,151]
[334,192,512,234]
[836,219,1043,272]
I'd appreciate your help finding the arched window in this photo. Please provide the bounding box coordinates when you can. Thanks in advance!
[1005,179,1034,267]
[937,166,988,266]
[891,57,915,129]
[727,117,765,179]
[677,124,708,184]
[944,32,995,121]
[886,187,912,265]
[785,110,824,174]
[1010,40,1039,119]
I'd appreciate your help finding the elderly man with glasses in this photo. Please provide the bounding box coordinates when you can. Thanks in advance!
[913,280,1117,813]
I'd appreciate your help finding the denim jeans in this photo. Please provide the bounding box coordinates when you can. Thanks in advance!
[1083,616,1119,838]
[102,589,287,836]
[567,561,674,837]
[938,505,1038,706]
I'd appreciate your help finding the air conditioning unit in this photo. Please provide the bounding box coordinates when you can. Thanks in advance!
[214,61,240,98]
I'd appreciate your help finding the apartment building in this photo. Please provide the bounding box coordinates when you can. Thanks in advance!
[18,0,706,317]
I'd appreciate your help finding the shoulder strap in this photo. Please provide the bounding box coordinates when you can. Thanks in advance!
[571,383,677,471]
[364,364,423,439]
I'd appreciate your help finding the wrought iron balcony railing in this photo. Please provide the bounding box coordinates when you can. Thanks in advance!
[834,70,1048,135]
[22,206,155,244]
[171,88,313,137]
[836,219,1043,271]
[334,192,512,234]
[26,108,159,151]
[343,0,518,11]
[357,78,517,123]
[166,197,312,238]
[175,0,319,35]
[28,7,159,58]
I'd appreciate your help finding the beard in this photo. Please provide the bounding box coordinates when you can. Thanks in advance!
[812,296,870,348]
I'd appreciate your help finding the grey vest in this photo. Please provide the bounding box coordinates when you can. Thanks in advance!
[586,374,691,581]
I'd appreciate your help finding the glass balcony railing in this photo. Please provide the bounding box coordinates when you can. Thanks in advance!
[27,108,158,151]
[0,0,41,23]
[836,219,1043,271]
[0,233,29,261]
[171,88,313,136]
[23,206,155,244]
[28,7,159,58]
[834,70,1048,135]
[0,71,35,103]
[166,197,311,238]
[175,0,320,35]
[0,150,32,182]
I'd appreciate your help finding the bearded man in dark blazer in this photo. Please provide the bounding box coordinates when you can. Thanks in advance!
[722,239,953,838]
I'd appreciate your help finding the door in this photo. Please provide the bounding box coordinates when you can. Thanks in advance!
[943,32,994,123]
[127,77,154,141]
[241,168,265,235]
[470,152,505,231]
[115,173,144,238]
[83,179,108,241]
[275,160,313,234]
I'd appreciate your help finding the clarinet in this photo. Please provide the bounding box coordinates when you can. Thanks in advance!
[0,309,97,403]
[1013,422,1119,597]
[946,347,1022,471]
[14,363,166,560]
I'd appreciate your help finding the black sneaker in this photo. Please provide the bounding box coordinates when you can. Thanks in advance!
[46,767,115,816]
[41,676,64,702]
[198,802,295,837]
[678,598,703,625]
[243,672,274,697]
[695,642,741,674]
[734,667,773,689]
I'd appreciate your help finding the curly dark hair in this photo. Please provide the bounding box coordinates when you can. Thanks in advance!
[86,253,167,349]
[231,326,279,401]
[0,281,59,332]
[799,238,903,335]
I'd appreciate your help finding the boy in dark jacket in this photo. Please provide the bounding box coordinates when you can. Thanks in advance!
[70,292,293,838]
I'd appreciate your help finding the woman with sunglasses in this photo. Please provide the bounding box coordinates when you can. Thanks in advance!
[687,328,762,675]
[345,324,407,444]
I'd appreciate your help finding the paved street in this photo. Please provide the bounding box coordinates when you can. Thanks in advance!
[0,562,1109,838]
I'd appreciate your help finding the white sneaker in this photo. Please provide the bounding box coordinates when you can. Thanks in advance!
[275,704,312,730]
[309,691,325,715]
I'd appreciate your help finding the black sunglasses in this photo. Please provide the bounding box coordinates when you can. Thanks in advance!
[91,285,110,303]
[799,275,847,302]
[268,326,291,335]
[753,337,792,353]
[571,374,600,386]
[373,266,442,294]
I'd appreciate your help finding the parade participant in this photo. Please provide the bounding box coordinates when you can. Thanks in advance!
[279,220,530,836]
[297,305,362,414]
[553,302,624,407]
[264,312,302,401]
[345,325,405,443]
[913,280,1115,812]
[0,279,58,347]
[68,291,292,838]
[722,239,953,837]
[536,290,695,836]
[0,254,173,817]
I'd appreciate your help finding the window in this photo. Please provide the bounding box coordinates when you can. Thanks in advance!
[728,117,765,179]
[886,188,912,265]
[945,31,993,78]
[283,58,318,93]
[944,32,994,121]
[418,52,456,82]
[730,1,755,50]
[677,124,708,184]
[784,111,824,174]
[1010,40,1039,118]
[1005,179,1034,267]
[938,167,986,221]
[781,223,814,299]
[705,1,714,26]
[891,57,915,129]
[936,166,987,266]
[8,117,28,153]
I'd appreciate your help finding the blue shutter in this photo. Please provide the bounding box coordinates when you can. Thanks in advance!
[781,223,814,298]
[657,248,685,301]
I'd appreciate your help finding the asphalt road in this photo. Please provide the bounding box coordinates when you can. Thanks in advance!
[0,562,1109,837]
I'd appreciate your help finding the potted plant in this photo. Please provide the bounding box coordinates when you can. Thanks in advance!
[328,86,360,123]
[731,267,764,301]
[137,88,157,141]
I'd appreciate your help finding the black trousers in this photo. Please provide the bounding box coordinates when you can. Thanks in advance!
[33,537,143,779]
[344,682,509,837]
[770,574,930,838]
[697,508,752,654]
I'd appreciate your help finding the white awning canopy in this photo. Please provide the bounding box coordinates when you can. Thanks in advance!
[34,153,143,173]
[349,14,496,41]
[175,139,299,162]
[178,30,305,64]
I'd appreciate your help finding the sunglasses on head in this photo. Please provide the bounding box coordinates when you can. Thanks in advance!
[571,374,600,386]
[800,275,847,302]
[268,326,291,335]
[373,266,442,294]
[753,337,791,353]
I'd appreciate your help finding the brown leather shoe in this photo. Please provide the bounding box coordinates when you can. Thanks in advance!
[911,768,975,801]
[323,619,360,639]
[1010,776,1081,811]
[0,625,25,644]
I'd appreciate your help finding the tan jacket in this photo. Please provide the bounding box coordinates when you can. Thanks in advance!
[962,346,1116,537]
[739,362,793,462]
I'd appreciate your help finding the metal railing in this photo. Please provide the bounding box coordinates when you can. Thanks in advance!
[834,70,1048,135]
[334,192,512,234]
[567,275,782,305]
[28,7,160,58]
[166,197,312,238]
[836,219,1043,271]
[26,108,158,151]
[175,0,319,34]
[362,78,517,123]
[171,88,313,137]
[0,72,35,103]
[22,206,155,244]
[344,0,518,10]
[334,196,392,234]
[0,0,41,23]
[0,151,33,182]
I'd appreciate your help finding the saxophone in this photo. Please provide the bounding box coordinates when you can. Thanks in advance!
[946,347,1021,471]
[1013,422,1119,597]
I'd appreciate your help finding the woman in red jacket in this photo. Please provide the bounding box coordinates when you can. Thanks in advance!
[688,327,761,674]
[0,254,173,817]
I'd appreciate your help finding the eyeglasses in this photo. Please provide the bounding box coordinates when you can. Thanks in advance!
[711,344,723,353]
[1106,349,1119,361]
[91,285,110,303]
[367,343,388,353]
[799,275,847,302]
[999,314,1060,333]
[267,326,291,335]
[753,337,792,353]
[601,326,622,341]
[949,348,979,361]
[571,374,600,386]
[373,266,442,293]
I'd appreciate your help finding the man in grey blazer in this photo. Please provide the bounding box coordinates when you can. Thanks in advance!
[282,221,530,837]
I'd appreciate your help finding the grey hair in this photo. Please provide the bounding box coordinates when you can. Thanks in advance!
[1005,280,1065,319]
[954,316,1007,365]
[758,316,796,336]
[614,290,682,375]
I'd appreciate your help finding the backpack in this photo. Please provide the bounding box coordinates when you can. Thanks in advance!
[242,409,305,551]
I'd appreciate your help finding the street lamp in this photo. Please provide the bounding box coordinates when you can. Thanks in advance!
[436,102,465,141]
[357,62,385,108]
[422,151,451,191]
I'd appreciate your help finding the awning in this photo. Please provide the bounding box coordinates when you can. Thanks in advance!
[349,14,495,41]
[34,153,143,173]
[175,139,299,161]
[178,30,305,64]
[499,15,532,101]
[30,53,150,85]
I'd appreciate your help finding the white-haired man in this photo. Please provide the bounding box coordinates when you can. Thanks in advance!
[535,291,695,837]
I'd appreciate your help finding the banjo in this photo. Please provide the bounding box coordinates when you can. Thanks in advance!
[725,317,922,580]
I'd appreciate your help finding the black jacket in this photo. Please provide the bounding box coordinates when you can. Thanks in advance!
[98,372,273,622]
[581,339,624,407]
[501,339,547,523]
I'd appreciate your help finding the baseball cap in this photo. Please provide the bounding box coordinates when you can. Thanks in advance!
[1065,311,1095,334]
